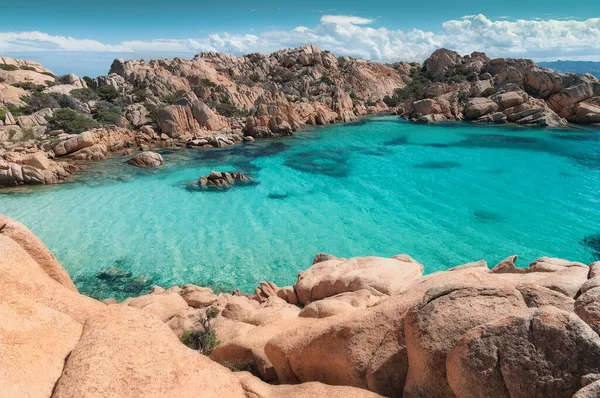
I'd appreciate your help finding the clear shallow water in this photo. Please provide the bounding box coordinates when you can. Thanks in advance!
[1,116,600,299]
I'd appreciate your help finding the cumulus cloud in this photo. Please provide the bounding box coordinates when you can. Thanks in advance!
[1,14,600,62]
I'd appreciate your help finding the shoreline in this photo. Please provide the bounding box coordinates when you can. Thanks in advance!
[2,111,596,193]
[2,212,600,397]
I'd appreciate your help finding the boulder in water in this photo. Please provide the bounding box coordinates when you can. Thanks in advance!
[198,171,254,190]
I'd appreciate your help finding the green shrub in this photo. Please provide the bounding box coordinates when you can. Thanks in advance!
[220,360,256,373]
[45,80,57,87]
[41,71,56,78]
[20,66,36,72]
[349,92,363,101]
[457,91,470,102]
[206,306,220,319]
[12,82,45,91]
[163,89,188,104]
[55,74,74,85]
[215,102,244,118]
[22,92,60,111]
[82,76,94,88]
[47,108,99,133]
[197,78,217,87]
[0,64,19,71]
[49,93,83,111]
[70,88,99,102]
[21,127,36,140]
[93,101,124,126]
[6,104,30,117]
[319,76,334,85]
[248,74,261,83]
[180,314,220,355]
[96,84,120,101]
[0,109,5,120]
[388,68,430,104]
[481,87,497,97]
[144,102,159,123]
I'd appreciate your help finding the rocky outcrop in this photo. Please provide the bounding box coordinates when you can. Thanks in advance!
[127,151,164,168]
[2,213,600,397]
[198,170,254,190]
[399,49,599,127]
[0,213,380,398]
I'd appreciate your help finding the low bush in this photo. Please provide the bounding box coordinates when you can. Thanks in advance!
[220,360,256,373]
[319,76,334,85]
[96,85,120,101]
[47,108,99,133]
[180,313,220,355]
[41,71,56,78]
[21,127,36,140]
[55,74,73,84]
[481,87,497,97]
[70,88,99,102]
[11,82,45,91]
[0,109,5,120]
[197,78,217,88]
[82,76,94,88]
[20,66,36,72]
[163,89,188,104]
[22,92,60,111]
[49,93,83,111]
[0,64,18,71]
[144,102,159,123]
[93,101,124,126]
[215,102,245,118]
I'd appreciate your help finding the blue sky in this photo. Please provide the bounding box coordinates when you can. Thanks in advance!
[2,0,600,76]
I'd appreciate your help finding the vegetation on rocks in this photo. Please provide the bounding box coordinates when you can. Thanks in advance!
[0,64,19,71]
[47,108,99,133]
[180,307,220,354]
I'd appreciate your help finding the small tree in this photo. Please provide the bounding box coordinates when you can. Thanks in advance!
[47,108,99,133]
[96,85,120,101]
[180,307,220,355]
[71,88,99,102]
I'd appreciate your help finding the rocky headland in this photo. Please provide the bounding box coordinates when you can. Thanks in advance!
[2,212,600,397]
[1,46,600,188]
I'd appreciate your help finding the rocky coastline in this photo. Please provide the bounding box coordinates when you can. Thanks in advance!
[2,212,600,397]
[1,45,600,188]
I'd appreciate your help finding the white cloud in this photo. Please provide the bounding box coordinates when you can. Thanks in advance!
[319,15,375,25]
[1,14,600,63]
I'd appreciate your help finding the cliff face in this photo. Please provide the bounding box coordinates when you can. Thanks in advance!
[107,45,408,138]
[2,212,600,397]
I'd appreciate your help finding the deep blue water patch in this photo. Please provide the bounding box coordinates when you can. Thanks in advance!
[473,210,506,223]
[413,161,462,169]
[582,234,600,261]
[284,150,351,177]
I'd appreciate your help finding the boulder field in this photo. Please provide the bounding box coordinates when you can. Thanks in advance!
[2,212,600,397]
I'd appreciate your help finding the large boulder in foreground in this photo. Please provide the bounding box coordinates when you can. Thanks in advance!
[127,151,164,168]
[294,255,424,304]
[447,307,600,398]
[402,276,528,398]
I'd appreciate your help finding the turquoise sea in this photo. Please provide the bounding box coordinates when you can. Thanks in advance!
[1,116,599,299]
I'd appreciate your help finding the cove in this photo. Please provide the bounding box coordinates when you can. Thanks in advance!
[1,116,599,300]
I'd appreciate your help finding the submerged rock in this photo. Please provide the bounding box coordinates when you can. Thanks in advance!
[198,171,254,190]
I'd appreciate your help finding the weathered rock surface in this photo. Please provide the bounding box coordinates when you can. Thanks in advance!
[0,213,381,398]
[127,151,164,168]
[198,170,254,189]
